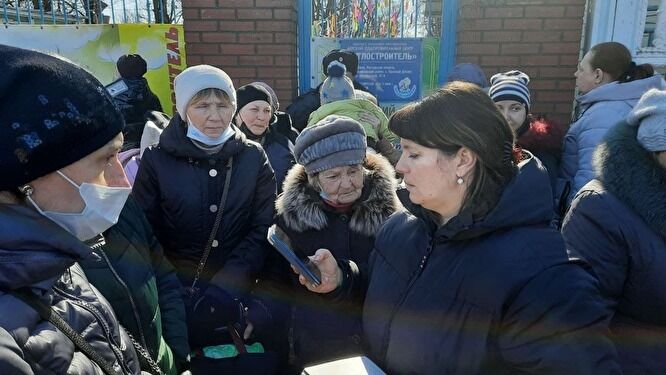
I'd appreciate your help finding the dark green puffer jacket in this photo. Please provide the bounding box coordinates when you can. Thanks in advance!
[81,197,189,375]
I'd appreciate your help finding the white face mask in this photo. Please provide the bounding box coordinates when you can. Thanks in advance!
[28,171,131,241]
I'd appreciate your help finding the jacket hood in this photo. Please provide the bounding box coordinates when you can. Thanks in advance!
[594,122,666,239]
[276,153,402,237]
[578,75,666,107]
[158,114,248,160]
[517,116,567,155]
[419,153,554,242]
[0,204,96,290]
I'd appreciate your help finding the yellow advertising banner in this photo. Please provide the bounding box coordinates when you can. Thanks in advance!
[0,24,186,115]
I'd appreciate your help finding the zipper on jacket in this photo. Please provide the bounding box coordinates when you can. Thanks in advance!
[92,237,150,352]
[52,285,133,374]
[378,237,436,364]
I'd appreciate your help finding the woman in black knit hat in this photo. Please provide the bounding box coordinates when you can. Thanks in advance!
[234,83,295,193]
[0,44,144,374]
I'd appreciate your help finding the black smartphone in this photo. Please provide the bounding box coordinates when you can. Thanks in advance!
[267,224,322,286]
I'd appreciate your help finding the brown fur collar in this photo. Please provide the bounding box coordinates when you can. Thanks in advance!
[276,153,402,237]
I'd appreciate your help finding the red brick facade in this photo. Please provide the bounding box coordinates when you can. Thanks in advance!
[181,1,585,124]
[457,0,586,125]
[182,0,299,108]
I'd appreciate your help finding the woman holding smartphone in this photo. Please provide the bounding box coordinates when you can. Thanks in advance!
[295,83,621,375]
[270,115,402,369]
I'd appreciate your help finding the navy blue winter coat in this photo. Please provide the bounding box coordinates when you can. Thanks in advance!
[0,203,142,374]
[241,125,295,194]
[133,115,276,296]
[335,154,620,374]
[562,122,666,375]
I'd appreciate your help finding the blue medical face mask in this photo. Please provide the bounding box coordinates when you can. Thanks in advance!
[186,119,234,146]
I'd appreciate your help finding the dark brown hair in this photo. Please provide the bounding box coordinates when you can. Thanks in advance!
[389,81,517,219]
[589,42,654,83]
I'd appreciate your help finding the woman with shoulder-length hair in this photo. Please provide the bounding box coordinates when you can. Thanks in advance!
[562,89,666,375]
[557,41,666,212]
[293,82,621,374]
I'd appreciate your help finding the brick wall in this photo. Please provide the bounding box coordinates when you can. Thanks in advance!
[182,0,298,108]
[457,0,586,125]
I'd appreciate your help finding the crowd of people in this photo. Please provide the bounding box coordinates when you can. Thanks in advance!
[0,40,664,375]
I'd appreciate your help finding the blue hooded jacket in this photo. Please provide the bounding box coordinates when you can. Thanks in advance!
[557,74,666,208]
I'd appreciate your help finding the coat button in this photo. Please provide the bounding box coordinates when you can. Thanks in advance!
[212,240,219,248]
[209,169,218,177]
[210,204,218,213]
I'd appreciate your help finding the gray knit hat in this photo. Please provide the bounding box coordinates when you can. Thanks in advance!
[294,115,367,174]
[627,88,666,152]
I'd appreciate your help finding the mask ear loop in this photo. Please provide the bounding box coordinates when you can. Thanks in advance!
[18,184,47,214]
[55,170,80,188]
[18,184,34,196]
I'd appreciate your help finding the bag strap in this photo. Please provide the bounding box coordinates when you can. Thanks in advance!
[228,323,248,354]
[11,289,119,375]
[123,328,165,375]
[191,156,234,290]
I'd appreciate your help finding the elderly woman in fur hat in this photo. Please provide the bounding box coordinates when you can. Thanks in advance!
[273,115,401,368]
[562,88,666,375]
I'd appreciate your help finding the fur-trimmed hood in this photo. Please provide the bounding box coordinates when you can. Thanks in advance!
[276,152,402,237]
[594,121,666,238]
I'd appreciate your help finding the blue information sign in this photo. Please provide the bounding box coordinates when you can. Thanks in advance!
[340,39,422,102]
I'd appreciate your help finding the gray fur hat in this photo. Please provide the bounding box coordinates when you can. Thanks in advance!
[294,115,367,174]
[627,88,666,152]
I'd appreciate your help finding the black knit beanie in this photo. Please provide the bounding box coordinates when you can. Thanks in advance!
[0,44,125,190]
[235,83,272,115]
[117,54,148,79]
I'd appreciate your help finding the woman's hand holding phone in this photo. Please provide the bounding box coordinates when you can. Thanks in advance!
[294,249,343,293]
